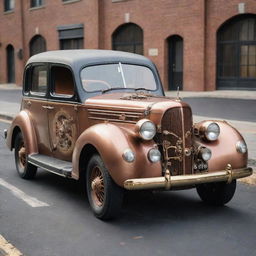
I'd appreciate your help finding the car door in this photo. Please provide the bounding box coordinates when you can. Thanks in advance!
[23,63,52,156]
[47,64,79,162]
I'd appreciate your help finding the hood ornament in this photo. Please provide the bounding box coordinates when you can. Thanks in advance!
[175,86,181,101]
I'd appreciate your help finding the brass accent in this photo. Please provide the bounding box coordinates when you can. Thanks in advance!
[119,113,126,120]
[53,111,76,153]
[124,167,253,190]
[88,108,144,124]
[184,148,192,156]
[42,105,54,110]
[226,164,233,184]
[185,130,191,139]
[164,169,171,190]
[27,101,31,107]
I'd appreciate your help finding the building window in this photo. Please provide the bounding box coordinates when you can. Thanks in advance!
[4,0,15,12]
[6,44,15,83]
[217,14,256,89]
[112,23,143,55]
[30,0,44,8]
[29,35,47,56]
[57,24,84,50]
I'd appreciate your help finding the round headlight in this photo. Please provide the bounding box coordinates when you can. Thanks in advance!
[199,147,212,161]
[205,123,220,141]
[236,141,247,154]
[148,148,161,163]
[138,120,156,140]
[122,149,136,162]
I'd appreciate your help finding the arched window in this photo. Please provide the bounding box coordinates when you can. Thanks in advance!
[167,35,183,90]
[217,14,256,89]
[112,23,143,55]
[6,44,15,83]
[29,35,47,57]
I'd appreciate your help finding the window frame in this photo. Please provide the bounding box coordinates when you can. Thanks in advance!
[30,0,44,8]
[25,63,49,98]
[4,0,15,12]
[49,63,78,102]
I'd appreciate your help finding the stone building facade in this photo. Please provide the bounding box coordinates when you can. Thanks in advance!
[0,0,255,91]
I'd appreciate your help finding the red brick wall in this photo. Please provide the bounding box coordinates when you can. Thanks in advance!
[0,0,255,90]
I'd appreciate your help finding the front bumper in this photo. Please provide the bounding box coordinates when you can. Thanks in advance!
[124,166,253,190]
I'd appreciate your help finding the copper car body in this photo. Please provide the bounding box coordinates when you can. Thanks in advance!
[6,50,252,219]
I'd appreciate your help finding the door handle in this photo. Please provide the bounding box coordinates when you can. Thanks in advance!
[42,105,54,110]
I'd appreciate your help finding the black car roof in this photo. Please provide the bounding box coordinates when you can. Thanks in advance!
[26,49,153,68]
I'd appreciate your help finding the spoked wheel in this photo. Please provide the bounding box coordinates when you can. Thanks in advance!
[14,132,37,179]
[196,180,236,206]
[90,166,105,207]
[86,154,123,220]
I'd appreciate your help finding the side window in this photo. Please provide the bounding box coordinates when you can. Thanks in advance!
[31,65,48,95]
[51,66,75,97]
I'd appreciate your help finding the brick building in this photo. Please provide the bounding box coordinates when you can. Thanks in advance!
[0,0,255,91]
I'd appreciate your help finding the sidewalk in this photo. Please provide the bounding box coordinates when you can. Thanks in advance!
[0,85,255,184]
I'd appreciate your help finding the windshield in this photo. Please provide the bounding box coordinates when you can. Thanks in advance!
[81,63,157,92]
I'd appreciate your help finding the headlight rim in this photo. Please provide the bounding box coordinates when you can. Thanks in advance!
[135,119,156,141]
[204,122,220,141]
[148,148,161,163]
[236,140,247,154]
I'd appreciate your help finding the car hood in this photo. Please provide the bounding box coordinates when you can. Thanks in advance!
[84,92,190,111]
[84,93,192,125]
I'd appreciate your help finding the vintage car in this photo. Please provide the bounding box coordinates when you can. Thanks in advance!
[5,50,252,219]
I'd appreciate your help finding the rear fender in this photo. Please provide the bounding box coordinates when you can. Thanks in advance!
[72,123,162,186]
[6,110,38,154]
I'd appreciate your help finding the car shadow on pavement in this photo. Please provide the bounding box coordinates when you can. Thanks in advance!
[30,169,252,227]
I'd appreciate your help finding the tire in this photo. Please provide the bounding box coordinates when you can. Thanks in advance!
[14,132,37,179]
[196,180,236,206]
[86,154,124,220]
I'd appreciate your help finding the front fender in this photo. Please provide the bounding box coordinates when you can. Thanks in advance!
[72,123,162,186]
[6,110,38,155]
[196,121,248,171]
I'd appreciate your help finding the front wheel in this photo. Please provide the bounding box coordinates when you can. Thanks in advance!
[86,154,124,220]
[14,132,37,179]
[196,180,236,206]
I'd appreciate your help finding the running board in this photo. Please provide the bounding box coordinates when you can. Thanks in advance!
[28,154,72,178]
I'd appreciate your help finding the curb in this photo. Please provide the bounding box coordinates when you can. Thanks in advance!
[0,113,255,185]
[0,114,14,122]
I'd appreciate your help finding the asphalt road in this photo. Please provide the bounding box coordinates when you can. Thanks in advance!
[0,89,22,104]
[0,120,256,256]
[183,97,256,122]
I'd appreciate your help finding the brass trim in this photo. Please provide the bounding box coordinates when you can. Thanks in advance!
[124,167,253,190]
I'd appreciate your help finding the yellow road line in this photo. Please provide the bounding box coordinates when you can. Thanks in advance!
[0,235,23,256]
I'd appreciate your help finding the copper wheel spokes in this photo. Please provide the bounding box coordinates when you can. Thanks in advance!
[18,142,26,168]
[90,166,104,207]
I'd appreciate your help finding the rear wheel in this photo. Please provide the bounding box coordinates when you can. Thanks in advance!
[196,180,236,206]
[14,132,37,179]
[86,154,123,220]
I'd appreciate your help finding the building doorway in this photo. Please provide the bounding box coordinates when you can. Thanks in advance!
[6,44,15,83]
[168,35,183,90]
[112,23,143,55]
[29,35,47,56]
[217,14,256,90]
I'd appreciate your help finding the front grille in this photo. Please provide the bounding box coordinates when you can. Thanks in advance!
[160,106,193,175]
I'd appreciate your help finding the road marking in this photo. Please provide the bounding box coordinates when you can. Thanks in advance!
[0,178,49,208]
[0,235,23,256]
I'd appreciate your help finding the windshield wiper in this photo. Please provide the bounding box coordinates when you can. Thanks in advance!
[101,87,131,94]
[134,88,150,91]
